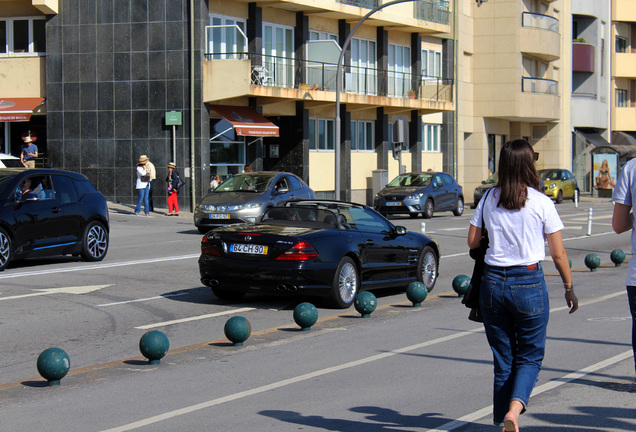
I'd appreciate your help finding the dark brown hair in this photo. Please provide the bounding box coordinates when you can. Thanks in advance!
[496,139,542,210]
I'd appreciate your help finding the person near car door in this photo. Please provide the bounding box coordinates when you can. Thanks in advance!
[166,162,183,216]
[467,139,578,432]
[134,156,150,216]
[611,157,636,383]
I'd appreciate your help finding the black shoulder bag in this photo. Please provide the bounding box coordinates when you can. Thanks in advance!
[462,188,492,323]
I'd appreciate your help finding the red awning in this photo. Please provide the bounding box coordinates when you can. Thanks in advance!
[211,105,279,137]
[0,98,45,122]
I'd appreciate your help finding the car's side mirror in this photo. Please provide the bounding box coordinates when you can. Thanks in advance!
[395,226,407,236]
[277,186,289,194]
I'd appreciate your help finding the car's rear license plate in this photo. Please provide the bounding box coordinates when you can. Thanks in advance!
[230,243,268,254]
[209,213,230,219]
[386,202,402,206]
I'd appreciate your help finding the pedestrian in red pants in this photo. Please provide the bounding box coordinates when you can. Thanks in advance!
[166,162,183,216]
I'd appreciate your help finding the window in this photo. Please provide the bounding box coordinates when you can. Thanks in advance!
[616,36,628,54]
[309,118,334,151]
[350,37,377,95]
[616,89,629,107]
[207,15,247,59]
[0,17,46,56]
[422,49,442,79]
[388,44,411,97]
[309,31,337,41]
[351,120,374,151]
[423,124,440,152]
[263,23,294,88]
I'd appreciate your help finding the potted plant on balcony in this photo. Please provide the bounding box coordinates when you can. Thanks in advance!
[407,89,416,99]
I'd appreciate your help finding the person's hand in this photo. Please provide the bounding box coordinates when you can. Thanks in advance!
[565,290,578,314]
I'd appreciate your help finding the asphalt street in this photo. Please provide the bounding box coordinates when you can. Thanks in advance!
[0,194,634,431]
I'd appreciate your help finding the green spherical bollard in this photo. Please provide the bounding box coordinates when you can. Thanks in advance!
[354,291,377,318]
[37,347,70,386]
[610,249,626,267]
[293,302,319,331]
[406,281,428,307]
[451,274,471,297]
[584,253,601,272]
[224,316,251,346]
[139,330,169,365]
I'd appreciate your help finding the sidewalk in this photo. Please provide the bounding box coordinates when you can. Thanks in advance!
[107,200,193,220]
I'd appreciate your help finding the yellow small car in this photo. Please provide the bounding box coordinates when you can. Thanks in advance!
[539,169,579,203]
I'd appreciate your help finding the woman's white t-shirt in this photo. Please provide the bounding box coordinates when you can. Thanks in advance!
[470,187,564,267]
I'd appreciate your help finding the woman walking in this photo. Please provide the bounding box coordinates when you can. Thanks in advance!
[134,156,150,216]
[467,139,578,431]
[166,162,182,216]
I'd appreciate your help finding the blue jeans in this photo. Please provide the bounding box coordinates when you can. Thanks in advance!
[627,286,636,377]
[135,186,150,214]
[480,263,549,425]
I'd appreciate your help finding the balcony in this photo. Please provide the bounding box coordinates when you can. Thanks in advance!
[572,43,595,73]
[522,77,558,95]
[414,0,450,26]
[520,12,560,61]
[336,0,378,8]
[203,52,453,112]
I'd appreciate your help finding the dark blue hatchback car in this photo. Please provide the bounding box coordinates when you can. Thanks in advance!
[374,171,464,219]
[0,168,109,271]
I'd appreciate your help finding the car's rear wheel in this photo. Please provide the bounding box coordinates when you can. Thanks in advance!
[212,287,246,301]
[80,221,109,262]
[417,246,438,292]
[0,228,13,271]
[453,197,464,216]
[423,199,434,219]
[556,190,563,204]
[330,256,359,309]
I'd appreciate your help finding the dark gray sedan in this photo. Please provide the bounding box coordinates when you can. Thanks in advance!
[373,171,464,219]
[194,171,315,234]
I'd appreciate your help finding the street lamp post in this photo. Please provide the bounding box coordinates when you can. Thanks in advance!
[335,0,421,200]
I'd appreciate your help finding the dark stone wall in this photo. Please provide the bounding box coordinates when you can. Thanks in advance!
[46,0,210,210]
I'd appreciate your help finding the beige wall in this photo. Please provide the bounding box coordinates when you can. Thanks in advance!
[0,57,46,97]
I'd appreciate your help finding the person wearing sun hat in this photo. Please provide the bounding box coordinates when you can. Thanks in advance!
[20,134,38,169]
[134,156,150,215]
[140,155,156,212]
[165,162,183,216]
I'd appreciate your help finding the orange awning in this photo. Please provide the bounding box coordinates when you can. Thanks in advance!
[0,98,45,122]
[211,105,279,137]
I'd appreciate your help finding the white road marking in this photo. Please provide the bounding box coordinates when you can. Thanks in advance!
[437,227,466,231]
[101,291,628,432]
[0,254,200,279]
[98,292,189,307]
[134,307,256,330]
[0,285,112,301]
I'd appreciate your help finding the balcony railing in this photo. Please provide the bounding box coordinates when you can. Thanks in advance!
[336,0,379,8]
[522,12,559,33]
[521,77,558,95]
[414,0,450,25]
[204,52,453,102]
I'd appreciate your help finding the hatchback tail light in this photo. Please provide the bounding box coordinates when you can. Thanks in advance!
[275,240,318,261]
[201,235,221,256]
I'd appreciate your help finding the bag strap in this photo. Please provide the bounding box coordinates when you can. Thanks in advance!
[481,187,492,232]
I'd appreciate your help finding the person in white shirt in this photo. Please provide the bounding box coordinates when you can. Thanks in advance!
[468,139,578,432]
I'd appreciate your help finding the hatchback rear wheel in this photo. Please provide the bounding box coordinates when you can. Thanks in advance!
[453,197,464,216]
[81,221,109,262]
[330,257,359,308]
[0,228,13,271]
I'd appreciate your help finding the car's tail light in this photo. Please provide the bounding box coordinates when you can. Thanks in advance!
[201,235,221,256]
[275,240,318,261]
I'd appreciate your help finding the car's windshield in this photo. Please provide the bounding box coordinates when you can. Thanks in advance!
[539,170,560,181]
[213,174,274,193]
[387,173,432,188]
[484,173,498,184]
[263,206,341,228]
[1,158,24,168]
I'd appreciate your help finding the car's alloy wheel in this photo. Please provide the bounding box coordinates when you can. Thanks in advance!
[556,190,563,204]
[81,221,109,262]
[423,199,434,219]
[331,257,358,308]
[453,197,464,216]
[417,246,438,292]
[0,228,12,271]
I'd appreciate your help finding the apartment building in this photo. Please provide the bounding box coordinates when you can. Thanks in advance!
[458,0,571,196]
